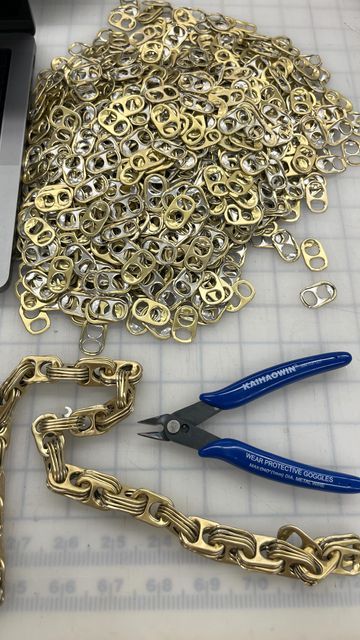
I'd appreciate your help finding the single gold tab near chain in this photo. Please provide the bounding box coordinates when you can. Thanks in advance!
[0,355,359,605]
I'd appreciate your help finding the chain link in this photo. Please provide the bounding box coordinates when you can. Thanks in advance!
[0,354,359,604]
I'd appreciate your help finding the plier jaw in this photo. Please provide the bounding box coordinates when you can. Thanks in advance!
[138,406,220,450]
[138,414,172,442]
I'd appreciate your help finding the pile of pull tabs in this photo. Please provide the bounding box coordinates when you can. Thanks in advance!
[16,1,360,353]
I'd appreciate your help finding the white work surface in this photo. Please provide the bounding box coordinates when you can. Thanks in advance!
[2,0,360,637]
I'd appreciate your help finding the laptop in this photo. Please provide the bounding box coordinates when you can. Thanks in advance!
[0,0,35,289]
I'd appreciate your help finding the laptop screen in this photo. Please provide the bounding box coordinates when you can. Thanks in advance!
[0,49,11,136]
[0,0,35,34]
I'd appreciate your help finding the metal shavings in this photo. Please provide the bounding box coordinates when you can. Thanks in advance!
[17,1,359,351]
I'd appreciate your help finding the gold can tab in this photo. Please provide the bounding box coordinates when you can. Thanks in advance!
[164,195,195,230]
[342,139,360,167]
[35,185,73,212]
[74,175,108,203]
[150,103,181,139]
[24,217,56,247]
[184,237,213,272]
[179,516,224,559]
[132,298,170,326]
[121,250,156,285]
[85,297,129,323]
[226,279,255,312]
[19,307,51,335]
[140,41,164,64]
[80,200,109,236]
[224,203,262,227]
[108,6,138,31]
[199,273,232,306]
[304,175,328,213]
[47,256,74,293]
[49,105,81,132]
[301,238,328,271]
[292,145,316,173]
[171,305,198,343]
[110,95,145,117]
[98,108,131,137]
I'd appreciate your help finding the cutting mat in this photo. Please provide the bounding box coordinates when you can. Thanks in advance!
[2,0,360,638]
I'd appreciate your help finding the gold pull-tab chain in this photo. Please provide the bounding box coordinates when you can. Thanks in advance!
[0,355,359,604]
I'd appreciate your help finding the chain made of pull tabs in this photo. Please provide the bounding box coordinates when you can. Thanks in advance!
[17,1,360,352]
[1,355,360,604]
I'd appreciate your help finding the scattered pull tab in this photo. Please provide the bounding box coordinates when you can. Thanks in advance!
[301,238,328,271]
[300,282,337,308]
[79,322,107,355]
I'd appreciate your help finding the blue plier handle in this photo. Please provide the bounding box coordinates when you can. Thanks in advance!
[139,352,356,493]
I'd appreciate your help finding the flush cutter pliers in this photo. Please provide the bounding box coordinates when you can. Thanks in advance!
[139,352,358,493]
